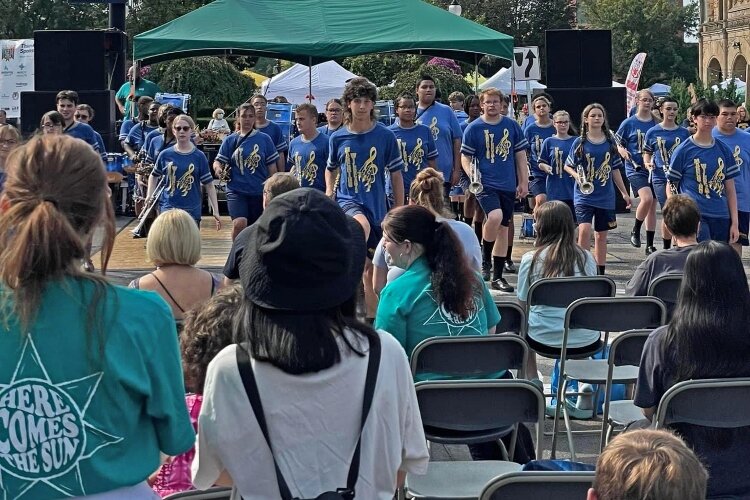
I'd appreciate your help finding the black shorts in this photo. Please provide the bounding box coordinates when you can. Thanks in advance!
[476,188,516,226]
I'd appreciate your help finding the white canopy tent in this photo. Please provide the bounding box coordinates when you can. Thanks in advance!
[260,60,358,106]
[479,67,546,93]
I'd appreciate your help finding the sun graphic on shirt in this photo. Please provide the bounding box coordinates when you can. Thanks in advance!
[422,289,485,336]
[0,336,123,499]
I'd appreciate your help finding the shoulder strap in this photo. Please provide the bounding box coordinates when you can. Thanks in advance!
[233,130,253,156]
[149,273,187,313]
[236,332,381,500]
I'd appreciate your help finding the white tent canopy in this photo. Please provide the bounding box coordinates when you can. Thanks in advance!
[479,67,546,93]
[261,60,358,106]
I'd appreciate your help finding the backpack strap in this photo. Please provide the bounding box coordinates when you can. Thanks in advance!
[236,332,380,500]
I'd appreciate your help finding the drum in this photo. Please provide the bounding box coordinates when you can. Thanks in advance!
[106,153,125,184]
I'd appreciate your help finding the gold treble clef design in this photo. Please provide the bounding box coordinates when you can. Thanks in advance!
[358,147,379,192]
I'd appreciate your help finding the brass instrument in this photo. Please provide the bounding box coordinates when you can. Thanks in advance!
[576,165,594,195]
[135,158,155,177]
[218,164,231,190]
[468,157,483,195]
[131,176,166,238]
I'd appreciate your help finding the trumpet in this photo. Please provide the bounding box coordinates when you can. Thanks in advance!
[468,157,483,195]
[218,164,231,187]
[576,165,594,195]
[131,176,166,238]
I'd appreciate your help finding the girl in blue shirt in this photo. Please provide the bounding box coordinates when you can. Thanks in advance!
[616,89,659,253]
[214,103,279,240]
[539,110,577,216]
[148,114,220,229]
[524,96,556,208]
[564,103,631,275]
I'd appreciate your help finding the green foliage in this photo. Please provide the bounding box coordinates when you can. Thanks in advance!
[668,75,744,124]
[580,0,699,85]
[0,0,107,39]
[149,56,256,116]
[126,0,213,49]
[341,54,426,87]
[377,64,472,102]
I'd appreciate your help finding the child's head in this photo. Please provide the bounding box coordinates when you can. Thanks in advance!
[180,284,243,393]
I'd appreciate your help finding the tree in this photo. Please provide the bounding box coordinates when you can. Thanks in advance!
[580,0,699,86]
[341,54,426,87]
[378,64,472,101]
[126,0,213,50]
[0,0,107,39]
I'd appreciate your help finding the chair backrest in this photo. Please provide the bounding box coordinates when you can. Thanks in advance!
[495,300,526,335]
[479,471,596,500]
[654,378,750,429]
[609,329,652,368]
[164,487,232,499]
[565,296,667,334]
[647,273,683,319]
[411,334,529,379]
[527,276,616,310]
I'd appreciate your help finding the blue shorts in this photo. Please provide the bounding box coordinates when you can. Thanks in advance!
[529,176,547,197]
[575,204,617,232]
[340,200,382,255]
[652,179,668,208]
[697,215,730,243]
[627,171,653,197]
[476,188,516,226]
[739,211,749,246]
[226,191,263,224]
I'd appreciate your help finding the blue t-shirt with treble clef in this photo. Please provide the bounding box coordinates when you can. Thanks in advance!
[616,115,658,177]
[713,128,750,213]
[152,146,213,221]
[415,102,462,182]
[388,123,438,194]
[540,136,576,202]
[524,121,556,179]
[327,122,404,224]
[287,131,329,192]
[643,124,690,183]
[565,136,624,210]
[216,130,279,196]
[460,116,528,192]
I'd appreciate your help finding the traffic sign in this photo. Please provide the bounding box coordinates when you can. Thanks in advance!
[513,46,540,81]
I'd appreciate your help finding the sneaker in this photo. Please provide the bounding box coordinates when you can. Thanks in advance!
[481,261,491,281]
[630,228,641,248]
[645,245,657,255]
[504,260,517,273]
[545,399,593,420]
[491,277,514,293]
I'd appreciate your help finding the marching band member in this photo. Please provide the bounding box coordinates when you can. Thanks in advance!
[538,110,577,217]
[668,99,739,243]
[389,94,438,203]
[524,96,556,211]
[144,105,184,164]
[643,96,691,249]
[459,94,484,244]
[325,77,404,320]
[287,103,328,192]
[564,103,631,275]
[250,94,287,171]
[0,124,20,191]
[617,89,659,254]
[124,98,159,160]
[460,87,529,292]
[317,98,344,136]
[147,114,220,229]
[214,103,278,240]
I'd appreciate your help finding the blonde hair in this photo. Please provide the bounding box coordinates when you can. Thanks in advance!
[409,167,451,217]
[172,114,195,130]
[146,209,201,266]
[212,108,225,119]
[0,135,114,330]
[593,429,708,500]
[0,124,20,142]
[479,87,504,103]
[264,172,300,201]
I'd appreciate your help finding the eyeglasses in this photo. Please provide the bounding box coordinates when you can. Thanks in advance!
[173,126,192,132]
[74,114,89,120]
[42,123,61,129]
[0,139,17,146]
[326,108,342,113]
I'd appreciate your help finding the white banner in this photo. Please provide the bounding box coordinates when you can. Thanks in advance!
[0,39,34,118]
[625,52,647,114]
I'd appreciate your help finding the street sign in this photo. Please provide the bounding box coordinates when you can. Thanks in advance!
[513,46,540,81]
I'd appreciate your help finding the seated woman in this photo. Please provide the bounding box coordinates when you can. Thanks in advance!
[373,167,482,295]
[517,200,598,378]
[635,240,750,499]
[130,209,222,327]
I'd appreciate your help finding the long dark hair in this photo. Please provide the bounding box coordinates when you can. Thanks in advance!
[530,201,588,278]
[382,205,479,321]
[664,241,750,382]
[575,102,617,162]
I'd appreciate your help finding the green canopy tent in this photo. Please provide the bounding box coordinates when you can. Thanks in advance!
[133,0,513,65]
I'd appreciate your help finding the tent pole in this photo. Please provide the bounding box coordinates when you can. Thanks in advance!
[308,56,313,103]
[474,54,479,94]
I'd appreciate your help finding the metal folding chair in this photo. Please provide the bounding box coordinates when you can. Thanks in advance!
[404,380,545,500]
[654,377,750,430]
[647,273,682,321]
[479,471,596,500]
[551,297,666,459]
[164,487,232,499]
[494,300,526,336]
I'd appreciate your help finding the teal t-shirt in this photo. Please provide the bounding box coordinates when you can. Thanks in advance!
[116,79,161,117]
[374,257,500,380]
[0,277,194,499]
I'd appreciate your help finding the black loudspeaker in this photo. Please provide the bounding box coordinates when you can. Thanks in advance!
[34,30,127,92]
[20,90,116,144]
[546,30,612,89]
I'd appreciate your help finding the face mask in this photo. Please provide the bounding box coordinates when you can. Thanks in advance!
[384,249,394,267]
[217,114,224,119]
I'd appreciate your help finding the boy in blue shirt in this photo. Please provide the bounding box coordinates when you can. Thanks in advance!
[251,94,288,172]
[56,90,104,162]
[326,77,404,319]
[668,99,740,243]
[461,87,529,292]
[287,103,328,192]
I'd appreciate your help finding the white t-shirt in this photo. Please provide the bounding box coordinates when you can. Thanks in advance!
[192,330,429,499]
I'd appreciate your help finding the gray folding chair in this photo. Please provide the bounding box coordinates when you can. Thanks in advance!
[647,273,682,321]
[495,300,526,336]
[479,471,596,500]
[654,377,750,430]
[405,380,545,500]
[551,297,666,459]
[411,334,529,380]
[164,487,232,499]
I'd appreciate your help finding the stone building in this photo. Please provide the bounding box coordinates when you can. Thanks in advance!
[700,0,750,84]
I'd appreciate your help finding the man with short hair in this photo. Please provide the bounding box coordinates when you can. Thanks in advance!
[713,98,750,254]
[56,90,104,161]
[288,103,327,192]
[588,429,707,500]
[625,194,699,296]
[448,91,468,120]
[251,94,287,171]
[115,65,161,118]
[75,103,107,156]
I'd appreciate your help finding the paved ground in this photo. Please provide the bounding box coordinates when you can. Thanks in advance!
[97,201,750,465]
